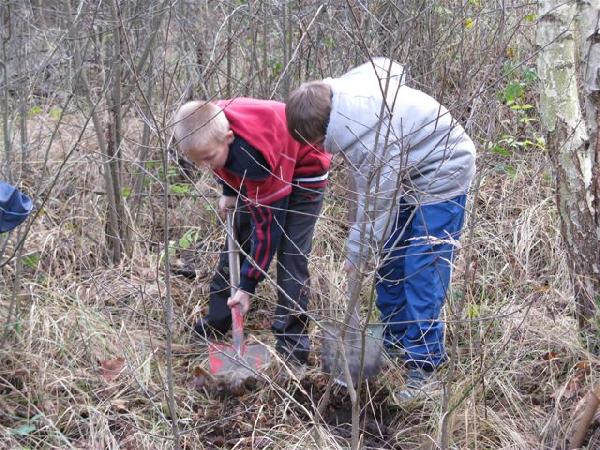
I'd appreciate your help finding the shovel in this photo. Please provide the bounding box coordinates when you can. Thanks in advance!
[208,209,270,383]
[320,275,385,387]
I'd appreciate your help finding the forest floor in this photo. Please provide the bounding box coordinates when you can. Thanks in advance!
[1,113,599,449]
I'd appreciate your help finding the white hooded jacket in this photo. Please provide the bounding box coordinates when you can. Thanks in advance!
[323,57,476,265]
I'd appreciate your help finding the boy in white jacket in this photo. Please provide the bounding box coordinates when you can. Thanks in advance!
[286,57,476,399]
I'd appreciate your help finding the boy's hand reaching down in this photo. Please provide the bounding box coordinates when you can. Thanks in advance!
[218,195,237,218]
[228,289,251,315]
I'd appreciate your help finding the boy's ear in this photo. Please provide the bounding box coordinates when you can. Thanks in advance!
[225,130,235,144]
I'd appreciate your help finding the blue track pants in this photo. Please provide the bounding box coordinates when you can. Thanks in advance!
[376,194,467,370]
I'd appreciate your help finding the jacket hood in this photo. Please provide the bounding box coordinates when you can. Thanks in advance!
[217,98,290,171]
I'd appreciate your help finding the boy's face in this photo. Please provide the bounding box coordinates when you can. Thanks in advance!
[186,130,234,169]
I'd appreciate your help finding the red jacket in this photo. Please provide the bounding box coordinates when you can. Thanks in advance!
[214,98,330,204]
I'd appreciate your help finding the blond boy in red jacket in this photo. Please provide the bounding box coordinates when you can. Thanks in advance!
[174,98,330,364]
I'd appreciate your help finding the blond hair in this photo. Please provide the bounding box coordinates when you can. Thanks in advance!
[285,81,332,143]
[173,101,229,152]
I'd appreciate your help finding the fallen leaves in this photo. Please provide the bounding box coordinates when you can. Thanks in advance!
[552,360,592,402]
[100,357,126,382]
[576,360,591,373]
[189,366,213,390]
[110,399,129,413]
[542,351,560,361]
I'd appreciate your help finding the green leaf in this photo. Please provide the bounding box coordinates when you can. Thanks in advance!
[271,62,283,77]
[491,145,511,157]
[158,164,180,180]
[121,187,132,198]
[170,184,191,195]
[499,135,518,149]
[178,229,198,250]
[535,136,546,149]
[510,103,534,111]
[521,139,535,148]
[22,254,40,269]
[503,82,524,103]
[146,161,159,170]
[49,106,63,120]
[467,304,479,319]
[12,423,37,436]
[519,117,537,125]
[495,163,517,177]
[524,13,537,22]
[522,68,538,84]
[465,18,474,29]
[28,105,43,118]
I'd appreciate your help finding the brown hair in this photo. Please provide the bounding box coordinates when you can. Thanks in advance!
[285,81,332,144]
[173,101,229,153]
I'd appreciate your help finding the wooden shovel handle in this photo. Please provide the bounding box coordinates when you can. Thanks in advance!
[226,209,240,296]
[226,209,243,354]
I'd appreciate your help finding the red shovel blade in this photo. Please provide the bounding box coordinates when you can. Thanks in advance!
[208,306,270,377]
[208,212,270,380]
[208,342,270,376]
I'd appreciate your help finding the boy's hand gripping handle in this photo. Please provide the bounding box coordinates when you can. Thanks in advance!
[226,209,244,355]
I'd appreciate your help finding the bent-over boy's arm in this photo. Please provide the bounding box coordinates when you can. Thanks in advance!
[345,163,400,269]
[217,136,288,294]
[238,196,289,294]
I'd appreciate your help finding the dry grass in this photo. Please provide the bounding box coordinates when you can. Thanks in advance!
[0,110,598,450]
[1,2,599,446]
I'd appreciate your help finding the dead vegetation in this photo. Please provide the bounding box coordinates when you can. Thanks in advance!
[1,1,599,449]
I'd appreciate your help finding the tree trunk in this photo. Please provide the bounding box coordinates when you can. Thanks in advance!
[579,1,600,243]
[106,0,131,260]
[537,0,600,333]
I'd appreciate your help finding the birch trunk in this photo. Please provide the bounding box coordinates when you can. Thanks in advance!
[579,0,600,243]
[537,0,600,332]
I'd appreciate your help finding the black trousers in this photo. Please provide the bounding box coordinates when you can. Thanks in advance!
[204,186,325,363]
